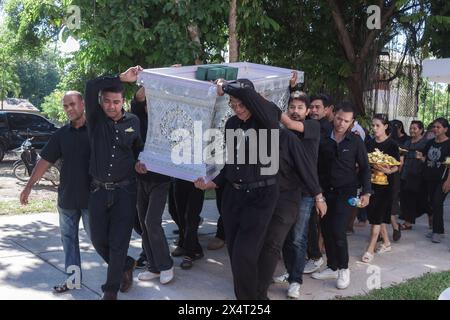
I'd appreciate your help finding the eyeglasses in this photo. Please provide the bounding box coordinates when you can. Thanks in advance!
[228,101,245,110]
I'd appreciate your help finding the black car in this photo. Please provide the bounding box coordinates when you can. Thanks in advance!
[0,111,59,162]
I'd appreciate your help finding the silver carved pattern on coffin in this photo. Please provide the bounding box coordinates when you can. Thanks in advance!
[160,106,194,149]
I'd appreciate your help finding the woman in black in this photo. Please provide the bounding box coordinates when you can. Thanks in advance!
[389,120,408,241]
[417,118,450,243]
[362,115,400,263]
[390,119,409,147]
[399,121,428,230]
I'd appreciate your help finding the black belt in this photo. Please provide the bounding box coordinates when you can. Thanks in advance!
[231,178,277,190]
[92,178,134,190]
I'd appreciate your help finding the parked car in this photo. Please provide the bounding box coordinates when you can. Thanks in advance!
[0,111,59,162]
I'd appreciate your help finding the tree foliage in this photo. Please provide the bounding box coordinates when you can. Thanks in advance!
[1,0,449,116]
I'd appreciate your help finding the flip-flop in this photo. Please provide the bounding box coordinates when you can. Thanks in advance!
[53,282,70,294]
[361,251,374,263]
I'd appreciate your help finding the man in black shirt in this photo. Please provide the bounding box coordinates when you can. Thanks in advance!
[256,91,326,300]
[272,91,325,298]
[194,79,281,300]
[20,91,91,293]
[311,102,371,290]
[309,94,333,140]
[85,66,144,300]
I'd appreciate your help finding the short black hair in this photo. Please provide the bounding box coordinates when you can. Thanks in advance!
[334,101,355,118]
[101,84,125,98]
[289,91,310,106]
[310,93,333,108]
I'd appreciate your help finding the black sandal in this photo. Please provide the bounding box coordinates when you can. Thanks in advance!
[53,282,70,294]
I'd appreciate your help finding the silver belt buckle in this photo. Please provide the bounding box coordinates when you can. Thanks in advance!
[104,182,115,190]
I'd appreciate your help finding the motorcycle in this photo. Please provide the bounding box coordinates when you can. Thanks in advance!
[12,138,60,186]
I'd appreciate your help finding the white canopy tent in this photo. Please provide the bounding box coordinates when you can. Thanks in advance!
[422,58,450,84]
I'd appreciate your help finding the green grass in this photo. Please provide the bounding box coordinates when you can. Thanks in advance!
[347,271,450,300]
[0,199,57,216]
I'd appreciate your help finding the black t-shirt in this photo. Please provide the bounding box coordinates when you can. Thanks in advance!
[40,124,91,209]
[393,134,409,148]
[278,128,322,198]
[423,138,450,181]
[366,137,400,188]
[366,137,400,160]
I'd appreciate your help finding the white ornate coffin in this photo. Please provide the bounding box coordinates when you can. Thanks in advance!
[137,62,304,182]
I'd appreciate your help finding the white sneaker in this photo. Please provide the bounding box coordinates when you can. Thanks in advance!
[336,268,350,289]
[273,272,289,284]
[431,233,444,243]
[287,282,301,299]
[304,257,324,274]
[311,267,338,280]
[138,271,160,281]
[160,267,174,284]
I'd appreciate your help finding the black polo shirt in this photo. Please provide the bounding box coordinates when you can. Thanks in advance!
[85,75,143,183]
[40,123,90,209]
[318,130,372,194]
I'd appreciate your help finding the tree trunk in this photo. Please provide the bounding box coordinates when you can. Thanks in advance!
[345,71,365,116]
[327,0,397,115]
[187,24,203,65]
[228,0,238,62]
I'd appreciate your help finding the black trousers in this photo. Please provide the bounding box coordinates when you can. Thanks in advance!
[136,179,173,272]
[89,182,137,293]
[133,206,146,260]
[321,188,357,270]
[215,187,226,240]
[221,182,279,300]
[168,179,178,226]
[173,179,205,257]
[257,191,300,299]
[307,208,322,260]
[426,180,449,234]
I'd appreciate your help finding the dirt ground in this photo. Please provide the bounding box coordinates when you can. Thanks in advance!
[0,153,57,202]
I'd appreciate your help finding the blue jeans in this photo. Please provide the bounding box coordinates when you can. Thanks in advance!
[282,196,314,284]
[57,206,90,278]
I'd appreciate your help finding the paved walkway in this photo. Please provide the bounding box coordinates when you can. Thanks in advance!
[0,198,449,300]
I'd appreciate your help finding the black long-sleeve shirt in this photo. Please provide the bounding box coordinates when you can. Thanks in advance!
[318,130,372,194]
[85,75,143,182]
[278,128,322,199]
[213,82,281,187]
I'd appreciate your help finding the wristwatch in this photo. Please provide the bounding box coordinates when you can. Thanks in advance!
[315,196,326,203]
